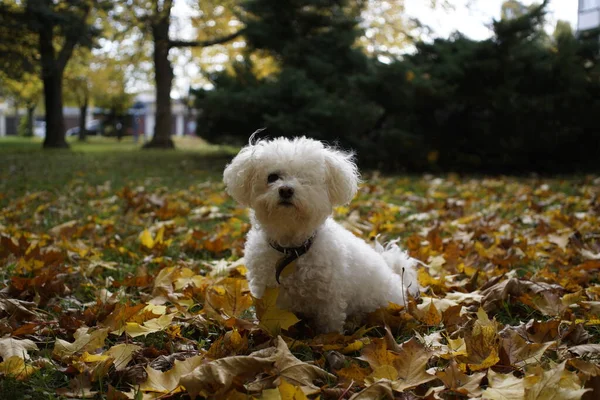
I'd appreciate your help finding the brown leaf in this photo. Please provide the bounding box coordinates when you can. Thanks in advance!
[500,329,553,368]
[100,302,146,332]
[435,359,485,397]
[205,278,253,319]
[482,369,525,400]
[568,344,600,358]
[524,361,590,399]
[457,308,500,371]
[180,336,335,399]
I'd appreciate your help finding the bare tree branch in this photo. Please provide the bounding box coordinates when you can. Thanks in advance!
[169,29,245,48]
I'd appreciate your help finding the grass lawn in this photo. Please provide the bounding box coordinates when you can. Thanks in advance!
[0,135,235,202]
[0,135,599,399]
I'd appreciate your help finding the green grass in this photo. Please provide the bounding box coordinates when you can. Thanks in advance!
[0,136,236,205]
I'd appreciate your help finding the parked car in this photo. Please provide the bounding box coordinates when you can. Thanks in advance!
[66,120,102,136]
[33,120,46,138]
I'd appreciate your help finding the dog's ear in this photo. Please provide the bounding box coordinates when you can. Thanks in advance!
[323,147,360,206]
[223,145,256,206]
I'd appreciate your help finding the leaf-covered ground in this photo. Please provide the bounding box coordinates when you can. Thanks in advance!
[1,138,600,399]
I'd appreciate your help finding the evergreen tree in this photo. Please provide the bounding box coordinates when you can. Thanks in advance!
[196,0,377,148]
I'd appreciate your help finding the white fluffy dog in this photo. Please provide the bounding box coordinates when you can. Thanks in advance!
[223,135,419,333]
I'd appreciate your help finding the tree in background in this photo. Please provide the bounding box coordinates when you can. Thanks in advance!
[92,56,134,138]
[0,72,43,137]
[63,49,94,142]
[195,0,378,149]
[500,0,529,20]
[0,0,111,148]
[112,0,245,149]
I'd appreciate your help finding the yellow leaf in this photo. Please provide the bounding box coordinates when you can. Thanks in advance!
[341,340,364,354]
[105,343,142,371]
[440,337,468,359]
[254,287,300,335]
[80,352,111,363]
[524,361,590,399]
[0,356,38,380]
[206,278,253,319]
[53,327,109,360]
[457,308,500,372]
[139,229,154,249]
[124,313,176,338]
[366,365,399,383]
[140,355,204,394]
[278,379,309,400]
[155,226,165,244]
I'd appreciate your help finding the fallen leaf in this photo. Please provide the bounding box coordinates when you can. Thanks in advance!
[0,356,38,380]
[501,329,553,368]
[254,287,300,335]
[0,337,38,360]
[457,308,500,371]
[180,336,334,398]
[482,369,525,400]
[524,361,590,399]
[53,327,109,360]
[140,355,204,395]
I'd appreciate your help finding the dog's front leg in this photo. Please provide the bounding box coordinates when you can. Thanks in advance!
[246,266,278,299]
[314,304,347,334]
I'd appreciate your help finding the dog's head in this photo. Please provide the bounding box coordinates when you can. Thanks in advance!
[223,136,360,244]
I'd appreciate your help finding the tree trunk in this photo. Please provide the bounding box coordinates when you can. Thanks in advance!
[39,24,68,148]
[26,105,35,137]
[78,102,88,142]
[144,13,174,149]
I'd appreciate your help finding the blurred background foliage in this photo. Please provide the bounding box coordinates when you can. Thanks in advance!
[193,0,600,173]
[1,0,598,172]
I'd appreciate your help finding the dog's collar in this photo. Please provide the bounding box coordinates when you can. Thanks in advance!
[269,234,315,284]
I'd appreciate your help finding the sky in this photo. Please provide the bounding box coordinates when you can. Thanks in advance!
[168,0,580,98]
[405,0,578,41]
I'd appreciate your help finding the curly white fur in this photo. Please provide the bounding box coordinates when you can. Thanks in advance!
[223,136,419,333]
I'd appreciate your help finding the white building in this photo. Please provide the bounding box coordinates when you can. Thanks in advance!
[578,0,600,31]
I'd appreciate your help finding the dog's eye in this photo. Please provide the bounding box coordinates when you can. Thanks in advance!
[267,173,280,183]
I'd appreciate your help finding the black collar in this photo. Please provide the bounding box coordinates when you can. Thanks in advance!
[269,235,315,284]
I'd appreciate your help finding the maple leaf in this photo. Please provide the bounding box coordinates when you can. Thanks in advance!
[123,313,176,338]
[360,336,436,392]
[100,302,146,332]
[180,336,335,398]
[0,337,38,360]
[435,359,485,396]
[457,308,500,371]
[277,379,309,400]
[206,277,254,319]
[482,369,525,400]
[207,329,248,359]
[0,356,38,380]
[387,338,437,392]
[53,327,109,360]
[106,343,142,371]
[349,380,394,400]
[335,363,371,386]
[524,361,590,399]
[139,355,204,395]
[501,329,553,368]
[254,287,300,335]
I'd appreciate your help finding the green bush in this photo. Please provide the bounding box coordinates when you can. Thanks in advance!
[195,1,600,173]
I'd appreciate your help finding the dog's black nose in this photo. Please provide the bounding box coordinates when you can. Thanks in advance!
[279,186,294,199]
